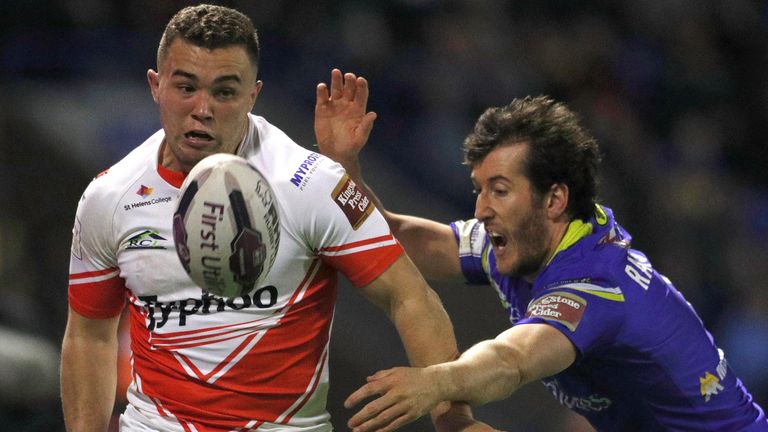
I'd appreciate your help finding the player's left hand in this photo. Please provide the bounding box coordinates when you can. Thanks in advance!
[344,366,442,432]
[314,68,377,166]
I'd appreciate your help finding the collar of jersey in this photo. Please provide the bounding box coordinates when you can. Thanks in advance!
[545,217,593,266]
[157,163,186,188]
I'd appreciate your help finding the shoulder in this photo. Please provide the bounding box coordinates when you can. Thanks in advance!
[246,119,345,197]
[77,131,162,216]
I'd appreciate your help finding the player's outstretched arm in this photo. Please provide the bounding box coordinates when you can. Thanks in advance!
[356,253,499,432]
[315,69,462,282]
[344,323,576,432]
[61,307,121,432]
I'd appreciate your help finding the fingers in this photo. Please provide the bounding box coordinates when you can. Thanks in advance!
[323,68,369,102]
[354,76,371,109]
[315,83,329,108]
[343,72,358,101]
[351,403,414,432]
[345,380,378,409]
[329,68,343,100]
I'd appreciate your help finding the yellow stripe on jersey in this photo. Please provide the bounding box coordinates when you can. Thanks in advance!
[546,218,594,265]
[553,282,626,302]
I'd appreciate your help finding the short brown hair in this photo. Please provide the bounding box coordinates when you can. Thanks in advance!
[157,4,260,74]
[463,96,601,221]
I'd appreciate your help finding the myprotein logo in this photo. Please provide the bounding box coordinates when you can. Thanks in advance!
[138,288,278,330]
[289,152,322,190]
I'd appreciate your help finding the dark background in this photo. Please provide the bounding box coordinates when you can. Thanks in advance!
[1,1,767,431]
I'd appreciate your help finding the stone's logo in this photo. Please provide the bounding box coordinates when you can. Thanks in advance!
[137,184,154,198]
[526,292,587,331]
[125,230,168,250]
[332,174,374,230]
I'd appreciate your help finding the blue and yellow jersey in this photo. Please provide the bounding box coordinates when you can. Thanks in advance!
[452,205,767,431]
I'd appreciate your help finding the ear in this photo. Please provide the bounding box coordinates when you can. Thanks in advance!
[147,69,160,103]
[249,80,263,110]
[545,183,569,220]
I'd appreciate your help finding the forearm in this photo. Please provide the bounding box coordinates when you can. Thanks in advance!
[389,281,462,426]
[61,332,118,431]
[391,283,459,367]
[431,339,524,406]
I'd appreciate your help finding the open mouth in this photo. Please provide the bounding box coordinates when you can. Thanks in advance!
[488,232,507,248]
[184,130,214,142]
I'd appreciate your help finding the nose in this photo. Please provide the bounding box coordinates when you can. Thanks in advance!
[474,192,493,222]
[191,92,213,122]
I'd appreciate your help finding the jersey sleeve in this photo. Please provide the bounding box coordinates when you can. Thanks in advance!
[450,219,492,285]
[68,179,127,318]
[516,281,625,356]
[300,161,403,288]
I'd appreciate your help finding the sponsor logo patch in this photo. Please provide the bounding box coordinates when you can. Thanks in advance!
[290,152,323,191]
[331,174,374,230]
[700,372,723,402]
[124,195,172,211]
[700,349,728,402]
[136,184,154,198]
[543,379,612,413]
[526,291,586,331]
[124,230,168,250]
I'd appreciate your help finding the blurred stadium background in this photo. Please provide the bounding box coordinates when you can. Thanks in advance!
[1,0,767,431]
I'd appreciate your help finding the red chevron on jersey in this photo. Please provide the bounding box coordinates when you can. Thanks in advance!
[127,260,338,430]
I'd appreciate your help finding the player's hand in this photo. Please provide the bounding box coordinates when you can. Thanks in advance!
[344,366,443,432]
[433,402,504,432]
[314,68,377,166]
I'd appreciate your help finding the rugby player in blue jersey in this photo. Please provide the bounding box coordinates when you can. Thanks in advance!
[315,71,768,432]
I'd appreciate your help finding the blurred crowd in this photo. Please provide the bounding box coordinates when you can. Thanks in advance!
[1,1,766,431]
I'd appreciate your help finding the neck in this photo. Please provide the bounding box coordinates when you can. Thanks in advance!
[523,217,584,283]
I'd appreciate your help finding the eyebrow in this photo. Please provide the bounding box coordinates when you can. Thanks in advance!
[471,173,510,183]
[171,70,242,84]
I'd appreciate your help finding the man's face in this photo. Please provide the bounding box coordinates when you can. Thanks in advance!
[471,143,551,278]
[147,38,261,173]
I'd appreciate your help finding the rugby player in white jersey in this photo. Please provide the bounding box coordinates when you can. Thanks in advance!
[61,4,493,432]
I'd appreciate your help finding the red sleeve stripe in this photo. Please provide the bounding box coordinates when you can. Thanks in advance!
[68,277,127,319]
[69,268,120,284]
[317,234,398,257]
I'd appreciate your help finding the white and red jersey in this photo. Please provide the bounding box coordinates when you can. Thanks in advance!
[68,114,403,432]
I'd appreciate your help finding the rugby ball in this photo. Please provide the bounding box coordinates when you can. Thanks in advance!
[172,153,280,298]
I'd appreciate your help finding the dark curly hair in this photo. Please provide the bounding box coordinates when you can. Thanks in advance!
[463,96,601,221]
[157,4,260,74]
